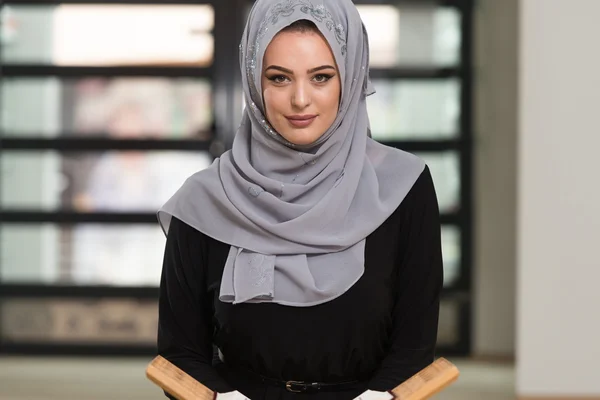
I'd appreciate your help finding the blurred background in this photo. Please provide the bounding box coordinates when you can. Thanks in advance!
[0,0,598,399]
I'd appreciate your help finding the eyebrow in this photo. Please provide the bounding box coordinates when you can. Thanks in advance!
[265,65,337,74]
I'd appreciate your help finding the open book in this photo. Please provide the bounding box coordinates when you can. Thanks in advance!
[146,355,459,400]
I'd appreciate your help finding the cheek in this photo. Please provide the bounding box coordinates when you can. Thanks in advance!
[320,86,341,115]
[262,88,283,114]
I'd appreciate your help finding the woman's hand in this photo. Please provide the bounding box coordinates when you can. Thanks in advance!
[353,390,395,400]
[216,390,251,399]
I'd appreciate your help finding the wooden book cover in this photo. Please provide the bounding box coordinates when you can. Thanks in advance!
[147,355,459,400]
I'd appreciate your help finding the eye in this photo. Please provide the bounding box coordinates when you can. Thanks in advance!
[267,75,290,84]
[313,74,334,83]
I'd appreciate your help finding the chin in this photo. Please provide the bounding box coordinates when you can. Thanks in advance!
[281,132,322,146]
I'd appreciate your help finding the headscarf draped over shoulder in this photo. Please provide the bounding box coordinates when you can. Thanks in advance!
[158,0,425,307]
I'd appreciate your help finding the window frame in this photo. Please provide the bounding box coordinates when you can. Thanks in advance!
[0,0,473,356]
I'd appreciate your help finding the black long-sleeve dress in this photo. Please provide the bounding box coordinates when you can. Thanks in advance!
[157,166,443,399]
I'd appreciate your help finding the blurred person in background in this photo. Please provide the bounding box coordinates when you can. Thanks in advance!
[70,81,210,285]
[156,0,443,399]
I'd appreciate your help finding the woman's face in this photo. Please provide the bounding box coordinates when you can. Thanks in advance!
[261,29,341,146]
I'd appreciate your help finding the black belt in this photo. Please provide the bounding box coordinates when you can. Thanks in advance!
[240,368,362,393]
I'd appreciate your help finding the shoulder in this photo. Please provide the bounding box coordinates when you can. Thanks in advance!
[380,164,438,229]
[407,165,436,200]
[166,216,230,255]
[166,216,205,244]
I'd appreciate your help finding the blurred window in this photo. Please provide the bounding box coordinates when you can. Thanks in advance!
[1,151,211,212]
[441,226,461,287]
[415,151,461,214]
[1,5,214,66]
[357,5,461,67]
[368,79,460,140]
[0,298,157,345]
[1,224,165,286]
[2,77,213,138]
[0,0,473,355]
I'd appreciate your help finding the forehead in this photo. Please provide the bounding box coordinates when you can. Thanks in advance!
[264,31,337,64]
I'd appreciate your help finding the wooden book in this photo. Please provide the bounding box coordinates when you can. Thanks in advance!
[146,355,214,400]
[146,355,459,399]
[389,357,460,399]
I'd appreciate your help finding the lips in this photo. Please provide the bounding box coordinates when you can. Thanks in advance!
[286,114,317,128]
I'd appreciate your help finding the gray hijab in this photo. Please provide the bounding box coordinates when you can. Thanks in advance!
[158,0,425,307]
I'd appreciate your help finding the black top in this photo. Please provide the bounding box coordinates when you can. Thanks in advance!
[157,167,443,399]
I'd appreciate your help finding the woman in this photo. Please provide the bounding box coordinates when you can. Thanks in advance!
[156,0,443,398]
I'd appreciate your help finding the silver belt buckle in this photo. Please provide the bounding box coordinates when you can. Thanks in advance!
[285,380,306,393]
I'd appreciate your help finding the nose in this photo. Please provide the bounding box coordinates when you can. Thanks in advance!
[291,81,311,110]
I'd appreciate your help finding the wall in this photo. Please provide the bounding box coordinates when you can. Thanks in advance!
[517,0,600,396]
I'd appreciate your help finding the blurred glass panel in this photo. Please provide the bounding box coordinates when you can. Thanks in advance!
[0,225,61,283]
[415,151,460,213]
[1,151,212,211]
[1,224,165,286]
[442,226,461,287]
[367,79,460,140]
[1,298,157,345]
[0,300,460,347]
[437,299,460,346]
[1,4,214,66]
[357,5,460,67]
[2,78,212,137]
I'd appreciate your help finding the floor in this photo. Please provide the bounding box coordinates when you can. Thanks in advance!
[0,356,515,400]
